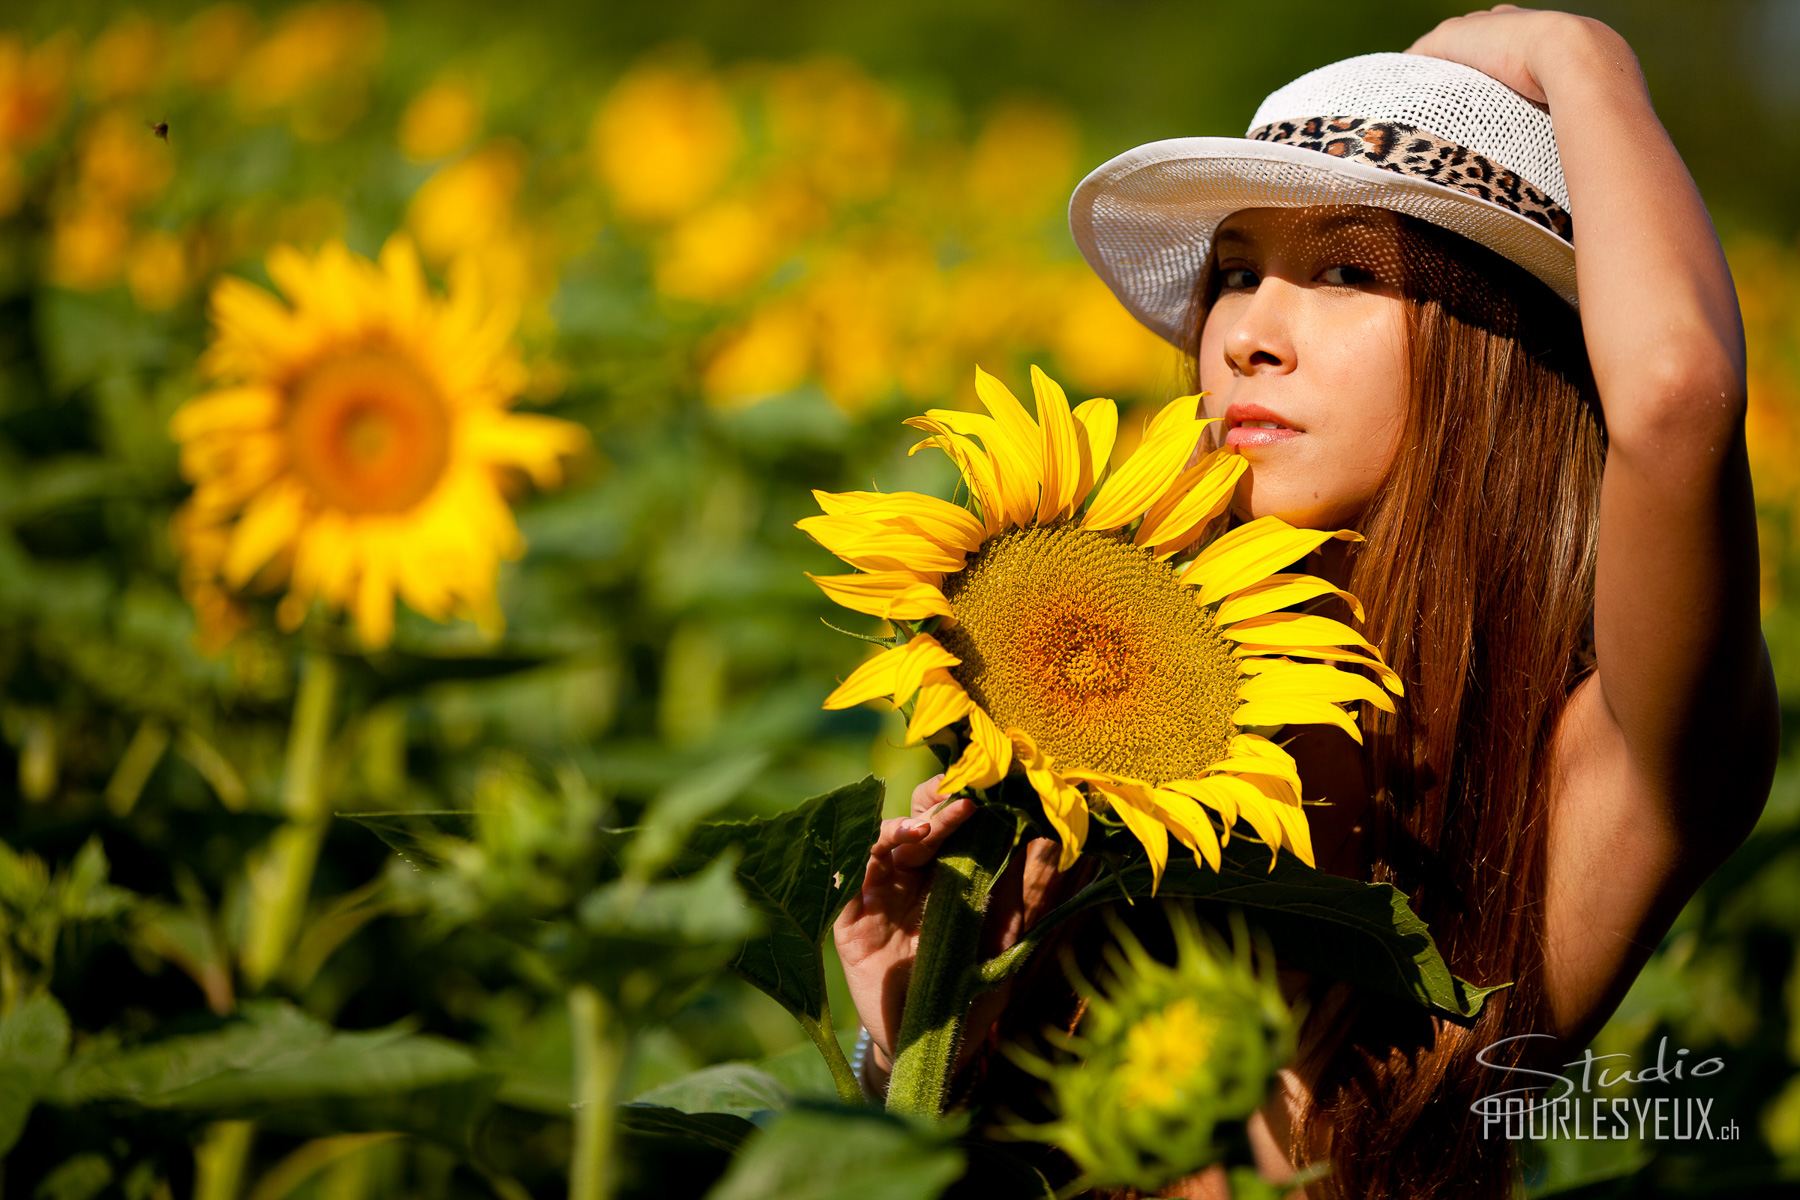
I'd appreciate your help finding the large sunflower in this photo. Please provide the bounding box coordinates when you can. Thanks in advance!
[169,235,588,648]
[801,365,1402,889]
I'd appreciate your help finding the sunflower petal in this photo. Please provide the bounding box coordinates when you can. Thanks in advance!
[1214,573,1366,625]
[904,424,1007,535]
[1166,775,1288,871]
[812,489,986,554]
[1135,449,1246,554]
[1010,729,1089,871]
[1181,516,1364,604]
[1231,643,1405,696]
[822,634,961,710]
[1220,611,1381,656]
[907,668,974,742]
[1094,778,1170,895]
[942,702,1012,793]
[1239,659,1397,713]
[1070,396,1117,511]
[973,365,1045,523]
[796,513,968,573]
[1235,697,1364,744]
[1150,787,1223,873]
[806,571,952,620]
[1080,419,1206,533]
[1032,365,1081,523]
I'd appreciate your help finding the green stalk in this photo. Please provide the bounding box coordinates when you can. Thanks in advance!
[797,1002,861,1104]
[569,983,623,1200]
[193,1119,254,1200]
[883,803,1015,1117]
[242,649,338,990]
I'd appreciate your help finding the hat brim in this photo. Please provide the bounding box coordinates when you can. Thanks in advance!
[1067,136,1579,349]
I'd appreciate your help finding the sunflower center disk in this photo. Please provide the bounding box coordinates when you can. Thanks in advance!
[285,348,453,514]
[938,524,1239,785]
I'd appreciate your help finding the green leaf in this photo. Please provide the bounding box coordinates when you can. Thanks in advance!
[0,991,72,1155]
[627,751,771,880]
[703,1100,964,1200]
[672,775,885,1022]
[629,1063,791,1120]
[44,1000,499,1148]
[341,810,477,871]
[615,1104,758,1200]
[549,852,764,1016]
[984,837,1507,1021]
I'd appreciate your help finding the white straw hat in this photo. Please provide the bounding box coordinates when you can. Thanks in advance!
[1068,51,1578,349]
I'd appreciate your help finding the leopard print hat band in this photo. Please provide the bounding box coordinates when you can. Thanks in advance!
[1068,52,1582,348]
[1245,115,1575,245]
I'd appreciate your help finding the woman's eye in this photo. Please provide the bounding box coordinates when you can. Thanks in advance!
[1321,264,1371,287]
[1220,267,1257,290]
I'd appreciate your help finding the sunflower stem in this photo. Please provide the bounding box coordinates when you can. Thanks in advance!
[797,1003,862,1104]
[242,648,338,990]
[569,982,622,1200]
[885,802,1015,1118]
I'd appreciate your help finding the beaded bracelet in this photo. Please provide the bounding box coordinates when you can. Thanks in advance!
[850,1025,873,1083]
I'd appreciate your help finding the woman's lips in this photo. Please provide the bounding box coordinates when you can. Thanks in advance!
[1225,424,1303,448]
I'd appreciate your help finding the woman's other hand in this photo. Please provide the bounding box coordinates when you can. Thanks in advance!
[1404,5,1637,107]
[832,772,1086,1090]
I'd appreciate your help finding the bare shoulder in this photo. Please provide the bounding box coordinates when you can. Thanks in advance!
[1541,671,1766,1048]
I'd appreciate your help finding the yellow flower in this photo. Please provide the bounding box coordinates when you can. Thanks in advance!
[169,235,589,648]
[802,365,1403,888]
[589,57,739,223]
[83,13,162,102]
[0,31,76,152]
[48,203,130,290]
[398,76,482,162]
[126,228,188,311]
[176,5,259,90]
[406,142,524,262]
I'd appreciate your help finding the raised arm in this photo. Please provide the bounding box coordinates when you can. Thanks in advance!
[1400,5,1780,1046]
[1408,6,1780,849]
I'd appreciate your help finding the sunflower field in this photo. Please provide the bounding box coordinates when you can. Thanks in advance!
[3,2,1799,1198]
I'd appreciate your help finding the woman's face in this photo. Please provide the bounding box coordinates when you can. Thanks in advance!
[1195,205,1411,530]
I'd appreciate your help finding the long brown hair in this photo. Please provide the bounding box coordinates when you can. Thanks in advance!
[1175,207,1606,1198]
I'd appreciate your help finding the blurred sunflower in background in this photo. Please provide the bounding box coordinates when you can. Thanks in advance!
[168,235,589,649]
[802,365,1402,889]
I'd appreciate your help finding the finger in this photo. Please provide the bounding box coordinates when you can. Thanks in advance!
[871,814,932,858]
[911,773,955,819]
[889,796,978,869]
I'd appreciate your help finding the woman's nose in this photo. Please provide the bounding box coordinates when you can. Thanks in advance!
[1223,280,1297,377]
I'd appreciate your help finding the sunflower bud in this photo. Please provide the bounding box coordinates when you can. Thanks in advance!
[996,904,1298,1194]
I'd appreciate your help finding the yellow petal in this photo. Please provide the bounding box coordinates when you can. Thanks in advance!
[1010,729,1089,871]
[1181,516,1363,604]
[1235,697,1363,744]
[1095,778,1170,895]
[972,365,1044,524]
[1070,396,1117,511]
[1031,364,1081,523]
[1219,611,1381,656]
[942,702,1012,793]
[904,424,1007,535]
[1231,643,1404,696]
[1080,419,1205,533]
[1238,659,1396,713]
[1144,391,1204,439]
[169,387,281,441]
[907,668,974,742]
[823,634,961,710]
[222,482,305,587]
[1150,786,1223,873]
[806,571,952,620]
[1135,449,1246,555]
[1213,573,1365,625]
[812,489,987,554]
[796,513,968,574]
[1166,775,1288,871]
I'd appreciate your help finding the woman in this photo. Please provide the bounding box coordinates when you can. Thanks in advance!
[833,7,1780,1197]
